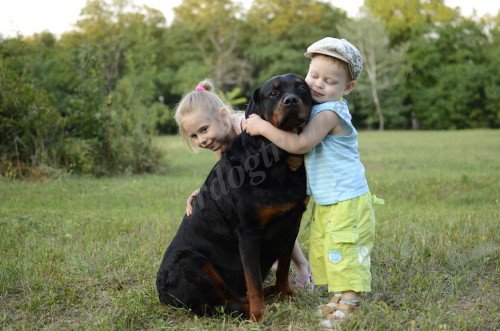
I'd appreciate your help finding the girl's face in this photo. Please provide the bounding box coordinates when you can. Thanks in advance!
[305,55,355,104]
[182,108,232,152]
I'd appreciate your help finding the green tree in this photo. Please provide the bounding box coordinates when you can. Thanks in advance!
[364,0,497,129]
[171,0,251,91]
[364,0,457,46]
[340,14,404,130]
[59,0,164,174]
[245,0,348,84]
[0,38,65,177]
[404,16,492,129]
[483,12,500,127]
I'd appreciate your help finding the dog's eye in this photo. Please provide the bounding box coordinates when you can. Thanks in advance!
[297,85,307,93]
[269,90,279,98]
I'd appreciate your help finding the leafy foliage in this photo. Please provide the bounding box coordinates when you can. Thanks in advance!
[0,1,164,177]
[402,16,494,129]
[244,0,348,83]
[1,0,499,177]
[0,38,65,177]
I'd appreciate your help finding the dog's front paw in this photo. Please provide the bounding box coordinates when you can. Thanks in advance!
[249,305,263,322]
[263,285,277,297]
[263,284,294,297]
[277,285,294,297]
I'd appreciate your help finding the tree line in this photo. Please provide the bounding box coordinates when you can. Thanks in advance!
[1,0,498,177]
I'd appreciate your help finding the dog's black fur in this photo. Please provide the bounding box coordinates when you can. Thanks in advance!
[156,73,312,321]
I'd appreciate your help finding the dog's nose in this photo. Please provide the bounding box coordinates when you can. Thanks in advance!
[284,95,299,106]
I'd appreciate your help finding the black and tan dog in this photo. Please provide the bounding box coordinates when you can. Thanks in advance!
[156,73,312,321]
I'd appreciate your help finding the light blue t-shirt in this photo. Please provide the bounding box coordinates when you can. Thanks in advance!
[304,100,369,205]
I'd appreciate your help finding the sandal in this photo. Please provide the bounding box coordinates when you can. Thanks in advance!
[316,293,342,318]
[294,262,314,291]
[318,297,359,328]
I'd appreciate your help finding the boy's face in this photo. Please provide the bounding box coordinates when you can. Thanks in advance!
[305,55,355,104]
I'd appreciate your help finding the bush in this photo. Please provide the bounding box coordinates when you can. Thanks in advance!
[57,138,96,174]
[0,39,164,178]
[0,59,66,178]
[155,103,178,135]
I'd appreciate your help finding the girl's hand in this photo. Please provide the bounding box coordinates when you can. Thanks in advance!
[186,188,200,216]
[244,114,269,136]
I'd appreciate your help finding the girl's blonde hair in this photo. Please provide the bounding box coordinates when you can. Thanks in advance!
[175,79,233,151]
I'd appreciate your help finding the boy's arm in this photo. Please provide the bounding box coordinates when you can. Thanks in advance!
[244,111,340,154]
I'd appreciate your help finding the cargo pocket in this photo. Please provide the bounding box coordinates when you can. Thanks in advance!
[326,230,359,264]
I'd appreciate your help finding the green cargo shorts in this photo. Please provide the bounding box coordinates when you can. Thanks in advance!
[308,192,382,293]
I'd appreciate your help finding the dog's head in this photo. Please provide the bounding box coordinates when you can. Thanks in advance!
[245,73,312,133]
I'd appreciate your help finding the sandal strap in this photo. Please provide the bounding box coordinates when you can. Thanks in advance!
[339,298,359,307]
[318,296,360,322]
[335,303,358,312]
[321,304,357,326]
[329,294,342,304]
[332,309,347,319]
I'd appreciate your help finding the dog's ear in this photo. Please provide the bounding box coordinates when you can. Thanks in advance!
[245,87,261,118]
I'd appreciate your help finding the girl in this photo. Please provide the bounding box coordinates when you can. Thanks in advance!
[175,79,314,290]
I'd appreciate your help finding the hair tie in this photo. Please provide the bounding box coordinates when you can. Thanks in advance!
[194,85,207,91]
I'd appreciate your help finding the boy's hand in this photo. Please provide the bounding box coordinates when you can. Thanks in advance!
[244,114,270,136]
[186,188,200,216]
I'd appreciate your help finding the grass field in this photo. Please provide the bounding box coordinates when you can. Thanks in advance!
[1,130,498,330]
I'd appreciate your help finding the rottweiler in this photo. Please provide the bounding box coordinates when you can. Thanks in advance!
[156,73,312,321]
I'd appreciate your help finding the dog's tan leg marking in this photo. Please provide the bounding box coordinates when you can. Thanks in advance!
[244,270,264,321]
[202,263,248,310]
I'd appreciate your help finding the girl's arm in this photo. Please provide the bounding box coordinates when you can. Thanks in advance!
[244,111,340,154]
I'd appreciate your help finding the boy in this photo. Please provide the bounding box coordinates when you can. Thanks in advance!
[245,37,382,327]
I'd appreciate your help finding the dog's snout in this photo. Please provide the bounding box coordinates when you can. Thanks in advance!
[284,95,299,106]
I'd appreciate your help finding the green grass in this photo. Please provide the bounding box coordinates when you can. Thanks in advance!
[1,130,499,330]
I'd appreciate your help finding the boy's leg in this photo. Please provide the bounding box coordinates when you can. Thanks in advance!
[317,192,377,326]
[308,203,329,286]
[323,192,375,293]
